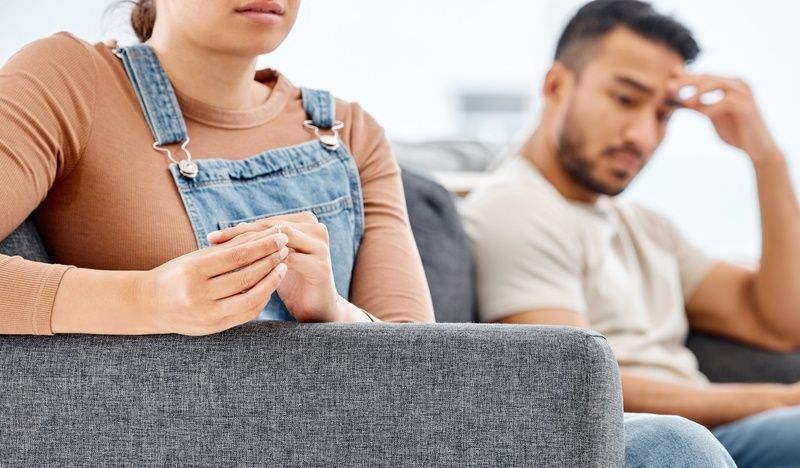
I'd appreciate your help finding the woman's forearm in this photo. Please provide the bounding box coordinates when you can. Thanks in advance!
[51,267,160,334]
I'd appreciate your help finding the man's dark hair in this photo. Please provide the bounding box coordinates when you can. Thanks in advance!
[555,0,700,70]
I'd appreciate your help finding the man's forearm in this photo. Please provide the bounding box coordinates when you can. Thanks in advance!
[752,149,800,339]
[621,370,795,428]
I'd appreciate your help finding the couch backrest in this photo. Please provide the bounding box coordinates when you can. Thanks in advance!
[400,169,477,323]
[0,172,477,323]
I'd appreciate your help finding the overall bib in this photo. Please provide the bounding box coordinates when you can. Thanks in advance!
[115,45,365,321]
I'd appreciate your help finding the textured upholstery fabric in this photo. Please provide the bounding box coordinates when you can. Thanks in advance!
[401,168,477,323]
[687,332,800,384]
[1,321,623,467]
[0,216,51,263]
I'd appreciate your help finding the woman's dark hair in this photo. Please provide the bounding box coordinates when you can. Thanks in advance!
[555,0,700,70]
[130,0,156,42]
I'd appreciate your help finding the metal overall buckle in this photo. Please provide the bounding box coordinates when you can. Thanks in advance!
[303,120,345,151]
[153,138,198,179]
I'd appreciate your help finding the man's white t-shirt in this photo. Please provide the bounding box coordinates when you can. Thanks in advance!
[461,155,718,385]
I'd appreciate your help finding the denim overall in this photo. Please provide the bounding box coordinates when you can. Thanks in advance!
[114,45,365,321]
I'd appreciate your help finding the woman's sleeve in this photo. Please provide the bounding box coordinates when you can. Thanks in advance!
[343,103,435,323]
[0,33,97,334]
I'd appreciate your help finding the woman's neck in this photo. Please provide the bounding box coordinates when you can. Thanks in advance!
[146,33,270,110]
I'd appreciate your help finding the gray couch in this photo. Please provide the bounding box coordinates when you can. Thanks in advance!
[0,177,625,466]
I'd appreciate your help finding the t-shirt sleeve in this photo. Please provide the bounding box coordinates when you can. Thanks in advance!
[341,102,435,323]
[632,204,719,302]
[462,188,587,323]
[667,217,719,302]
[0,33,97,334]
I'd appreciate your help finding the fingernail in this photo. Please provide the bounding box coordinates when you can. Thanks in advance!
[678,85,697,101]
[279,247,289,259]
[277,263,287,276]
[237,222,249,227]
[276,233,289,246]
[206,230,220,240]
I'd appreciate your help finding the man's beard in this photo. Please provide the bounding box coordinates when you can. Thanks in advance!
[556,110,642,197]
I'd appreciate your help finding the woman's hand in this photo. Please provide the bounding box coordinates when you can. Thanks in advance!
[207,212,352,323]
[138,228,289,335]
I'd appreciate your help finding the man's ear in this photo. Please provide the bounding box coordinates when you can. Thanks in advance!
[543,61,574,107]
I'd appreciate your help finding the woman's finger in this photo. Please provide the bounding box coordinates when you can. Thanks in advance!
[206,245,289,300]
[280,223,327,254]
[217,262,288,321]
[207,212,318,245]
[207,223,279,245]
[197,231,288,278]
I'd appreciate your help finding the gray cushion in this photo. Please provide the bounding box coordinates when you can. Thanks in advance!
[401,168,477,323]
[687,332,800,384]
[393,140,499,173]
[0,321,624,467]
[0,215,50,263]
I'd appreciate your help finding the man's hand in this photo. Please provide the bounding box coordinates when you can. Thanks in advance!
[673,74,780,164]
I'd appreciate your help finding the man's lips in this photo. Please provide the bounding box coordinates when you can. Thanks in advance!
[607,151,642,174]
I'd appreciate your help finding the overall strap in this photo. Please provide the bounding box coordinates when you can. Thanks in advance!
[114,45,188,146]
[300,88,336,129]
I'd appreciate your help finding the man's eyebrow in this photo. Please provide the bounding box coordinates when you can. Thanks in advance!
[614,75,684,108]
[614,75,654,94]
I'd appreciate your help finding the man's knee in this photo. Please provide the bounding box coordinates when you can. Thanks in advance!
[625,414,735,467]
[713,406,800,467]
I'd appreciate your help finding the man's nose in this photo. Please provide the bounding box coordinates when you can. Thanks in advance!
[622,115,659,156]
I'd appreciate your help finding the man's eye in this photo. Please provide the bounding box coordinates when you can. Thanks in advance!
[657,111,672,123]
[616,94,636,107]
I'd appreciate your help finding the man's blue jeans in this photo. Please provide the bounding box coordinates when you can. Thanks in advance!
[625,413,736,467]
[712,406,800,468]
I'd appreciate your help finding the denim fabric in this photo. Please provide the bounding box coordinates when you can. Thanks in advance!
[625,413,737,467]
[712,406,800,468]
[116,45,364,321]
[301,87,335,129]
[115,45,188,146]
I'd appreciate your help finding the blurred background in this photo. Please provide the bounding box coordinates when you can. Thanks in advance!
[2,0,798,262]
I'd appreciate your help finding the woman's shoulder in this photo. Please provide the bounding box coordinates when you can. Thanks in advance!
[1,32,112,104]
[321,94,386,157]
[6,32,101,70]
[278,77,389,166]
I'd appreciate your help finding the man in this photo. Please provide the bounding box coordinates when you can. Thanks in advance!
[462,0,800,466]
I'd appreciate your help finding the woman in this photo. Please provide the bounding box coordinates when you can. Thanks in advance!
[0,0,434,335]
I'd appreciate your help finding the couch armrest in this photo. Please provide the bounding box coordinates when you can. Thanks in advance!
[687,332,800,384]
[0,322,623,467]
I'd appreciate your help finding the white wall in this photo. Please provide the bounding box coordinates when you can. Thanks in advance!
[2,1,799,261]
